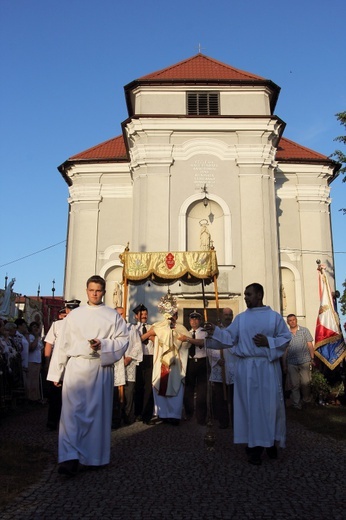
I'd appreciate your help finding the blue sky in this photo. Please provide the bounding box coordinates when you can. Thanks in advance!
[0,0,345,324]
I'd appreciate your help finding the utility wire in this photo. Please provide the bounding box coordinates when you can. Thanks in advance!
[281,248,346,255]
[0,240,66,268]
[1,241,344,269]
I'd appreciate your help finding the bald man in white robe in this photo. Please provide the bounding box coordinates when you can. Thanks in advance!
[205,283,290,465]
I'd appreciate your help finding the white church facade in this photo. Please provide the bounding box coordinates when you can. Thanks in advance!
[58,54,339,331]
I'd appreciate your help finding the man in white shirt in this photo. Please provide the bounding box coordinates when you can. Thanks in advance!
[183,311,208,425]
[207,308,234,428]
[132,304,157,424]
[44,300,80,430]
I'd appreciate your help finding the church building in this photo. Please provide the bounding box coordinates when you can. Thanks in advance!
[58,54,339,331]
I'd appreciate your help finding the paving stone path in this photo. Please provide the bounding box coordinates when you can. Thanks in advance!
[0,405,345,520]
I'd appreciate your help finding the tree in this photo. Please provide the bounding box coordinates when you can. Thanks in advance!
[331,111,346,214]
[339,279,346,317]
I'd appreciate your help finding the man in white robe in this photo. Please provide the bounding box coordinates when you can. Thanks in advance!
[47,275,128,476]
[205,283,291,465]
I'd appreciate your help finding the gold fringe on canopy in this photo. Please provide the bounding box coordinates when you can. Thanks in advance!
[120,250,219,285]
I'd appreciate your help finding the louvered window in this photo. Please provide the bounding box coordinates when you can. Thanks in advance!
[187,92,219,115]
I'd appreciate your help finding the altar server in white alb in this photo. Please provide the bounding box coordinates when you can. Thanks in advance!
[205,283,291,466]
[47,275,129,476]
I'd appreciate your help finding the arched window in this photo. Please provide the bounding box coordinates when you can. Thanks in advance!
[280,264,303,317]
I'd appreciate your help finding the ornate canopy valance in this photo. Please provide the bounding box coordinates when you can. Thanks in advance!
[120,250,219,285]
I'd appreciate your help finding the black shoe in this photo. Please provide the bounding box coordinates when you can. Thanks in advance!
[246,446,263,465]
[266,446,278,459]
[167,418,180,426]
[111,420,122,430]
[143,417,162,425]
[248,454,262,465]
[58,459,79,476]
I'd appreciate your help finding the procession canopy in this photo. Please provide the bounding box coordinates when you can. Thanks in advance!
[120,250,219,285]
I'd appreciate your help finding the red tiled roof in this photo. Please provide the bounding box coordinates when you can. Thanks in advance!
[68,134,330,164]
[276,137,329,161]
[139,54,264,81]
[69,135,128,161]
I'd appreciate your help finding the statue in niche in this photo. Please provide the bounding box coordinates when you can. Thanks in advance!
[199,219,211,251]
[112,282,123,308]
[280,284,287,311]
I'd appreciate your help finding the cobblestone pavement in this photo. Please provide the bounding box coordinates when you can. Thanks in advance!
[0,405,345,520]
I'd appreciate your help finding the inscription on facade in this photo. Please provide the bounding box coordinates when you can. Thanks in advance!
[191,159,217,189]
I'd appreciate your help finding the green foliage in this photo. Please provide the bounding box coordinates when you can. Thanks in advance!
[331,111,346,177]
[339,279,346,316]
[330,111,346,214]
[310,370,331,400]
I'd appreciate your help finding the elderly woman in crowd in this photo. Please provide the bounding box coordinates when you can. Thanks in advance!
[27,321,44,404]
[0,320,24,412]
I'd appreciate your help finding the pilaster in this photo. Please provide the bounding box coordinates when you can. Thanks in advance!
[237,158,280,310]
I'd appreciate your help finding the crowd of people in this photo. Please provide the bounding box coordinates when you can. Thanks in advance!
[111,300,235,430]
[0,316,46,418]
[0,300,82,422]
[1,276,325,472]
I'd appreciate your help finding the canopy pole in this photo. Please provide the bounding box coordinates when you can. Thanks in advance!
[214,274,220,318]
[213,274,227,400]
[201,279,208,322]
[202,278,213,438]
[123,277,128,319]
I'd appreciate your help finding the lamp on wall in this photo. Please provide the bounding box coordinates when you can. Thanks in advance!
[201,184,214,224]
[202,184,209,207]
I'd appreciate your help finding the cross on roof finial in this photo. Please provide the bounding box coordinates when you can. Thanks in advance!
[198,43,205,54]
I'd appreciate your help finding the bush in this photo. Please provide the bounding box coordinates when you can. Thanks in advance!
[311,370,331,402]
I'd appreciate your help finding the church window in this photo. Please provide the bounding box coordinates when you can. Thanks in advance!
[187,92,219,115]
